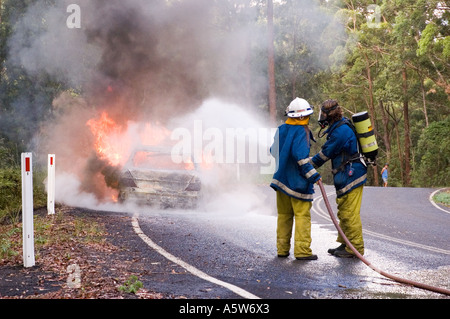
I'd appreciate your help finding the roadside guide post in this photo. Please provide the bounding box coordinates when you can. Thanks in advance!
[47,154,55,215]
[21,152,35,268]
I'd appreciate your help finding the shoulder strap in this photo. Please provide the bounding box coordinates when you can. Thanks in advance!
[330,118,364,175]
[326,118,350,138]
[303,126,311,147]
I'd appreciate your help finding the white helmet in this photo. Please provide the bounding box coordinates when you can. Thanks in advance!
[285,98,313,118]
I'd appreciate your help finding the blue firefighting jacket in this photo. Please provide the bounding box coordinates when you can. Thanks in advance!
[311,117,367,197]
[270,124,321,201]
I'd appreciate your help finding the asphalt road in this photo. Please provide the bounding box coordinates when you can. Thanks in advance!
[130,184,450,299]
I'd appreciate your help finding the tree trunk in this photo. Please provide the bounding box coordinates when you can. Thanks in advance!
[359,44,377,134]
[418,72,429,127]
[386,102,404,184]
[378,99,391,163]
[402,68,411,186]
[395,120,404,183]
[291,28,297,99]
[267,0,277,124]
[360,44,379,186]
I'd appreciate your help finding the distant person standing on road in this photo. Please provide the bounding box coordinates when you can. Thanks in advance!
[311,99,366,258]
[381,164,388,187]
[270,98,321,261]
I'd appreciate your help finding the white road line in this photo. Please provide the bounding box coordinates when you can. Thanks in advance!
[131,214,260,299]
[429,188,450,215]
[312,193,450,256]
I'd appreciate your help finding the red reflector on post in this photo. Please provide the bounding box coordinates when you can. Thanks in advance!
[50,156,53,166]
[25,157,31,172]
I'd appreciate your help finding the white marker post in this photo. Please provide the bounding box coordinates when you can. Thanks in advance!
[21,152,35,268]
[47,154,55,215]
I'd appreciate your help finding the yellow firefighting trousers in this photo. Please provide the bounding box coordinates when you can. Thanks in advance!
[335,185,365,255]
[276,191,313,258]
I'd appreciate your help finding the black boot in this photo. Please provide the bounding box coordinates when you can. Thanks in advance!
[333,249,356,258]
[295,254,318,260]
[327,244,346,255]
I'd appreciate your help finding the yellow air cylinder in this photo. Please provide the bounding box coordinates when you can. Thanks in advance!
[352,111,378,162]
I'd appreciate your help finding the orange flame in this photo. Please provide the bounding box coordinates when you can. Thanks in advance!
[111,193,119,202]
[87,110,215,172]
[86,111,176,168]
[86,112,127,166]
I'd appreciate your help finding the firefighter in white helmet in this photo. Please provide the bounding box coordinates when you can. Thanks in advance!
[284,97,313,118]
[270,98,321,260]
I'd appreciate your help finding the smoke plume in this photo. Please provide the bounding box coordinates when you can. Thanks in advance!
[7,0,265,208]
[7,0,344,212]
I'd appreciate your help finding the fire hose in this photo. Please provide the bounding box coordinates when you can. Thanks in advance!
[317,180,450,296]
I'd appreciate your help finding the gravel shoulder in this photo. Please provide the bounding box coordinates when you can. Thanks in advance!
[0,206,178,299]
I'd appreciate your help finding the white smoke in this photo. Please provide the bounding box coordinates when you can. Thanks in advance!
[167,98,275,215]
[8,0,101,88]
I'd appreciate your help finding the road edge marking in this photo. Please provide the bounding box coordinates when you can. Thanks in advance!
[131,214,260,299]
[429,188,450,215]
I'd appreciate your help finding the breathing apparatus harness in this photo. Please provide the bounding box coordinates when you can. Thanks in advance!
[317,103,378,175]
[328,119,366,176]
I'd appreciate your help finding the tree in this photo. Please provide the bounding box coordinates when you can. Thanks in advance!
[320,0,449,187]
[413,117,450,187]
[267,0,277,124]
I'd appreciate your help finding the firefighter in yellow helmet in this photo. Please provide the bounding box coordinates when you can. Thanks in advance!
[270,98,321,260]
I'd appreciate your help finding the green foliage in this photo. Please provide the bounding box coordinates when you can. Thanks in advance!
[0,165,48,223]
[443,37,450,59]
[0,167,22,223]
[32,168,48,208]
[0,139,22,223]
[417,23,438,57]
[433,190,450,207]
[118,275,143,294]
[412,117,450,187]
[0,226,20,259]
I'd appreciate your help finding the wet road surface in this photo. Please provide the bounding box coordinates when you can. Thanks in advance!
[131,184,450,299]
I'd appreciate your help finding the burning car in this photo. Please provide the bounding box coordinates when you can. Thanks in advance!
[118,146,201,209]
